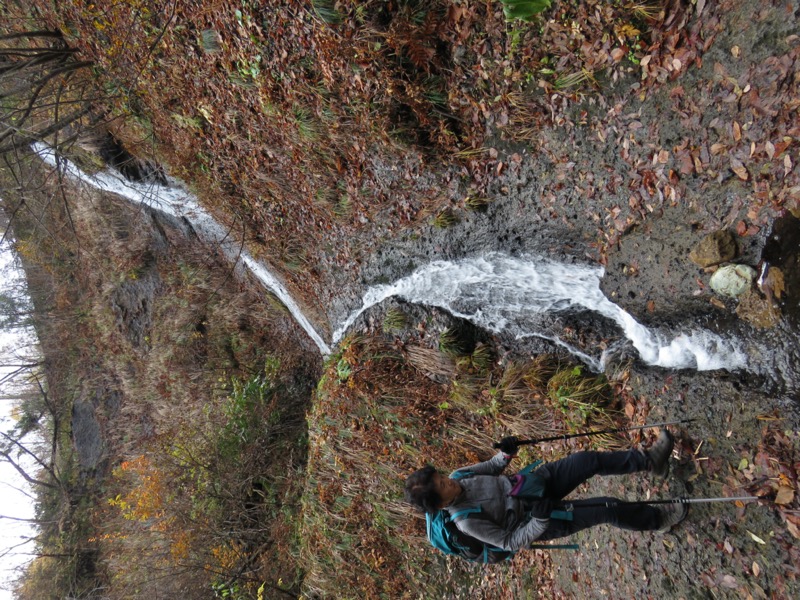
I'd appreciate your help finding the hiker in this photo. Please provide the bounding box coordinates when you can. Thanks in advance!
[404,430,688,553]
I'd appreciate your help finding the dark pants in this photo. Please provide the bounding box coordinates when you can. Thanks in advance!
[531,450,662,540]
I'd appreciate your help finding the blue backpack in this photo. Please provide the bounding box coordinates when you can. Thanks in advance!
[425,461,574,563]
[426,504,514,563]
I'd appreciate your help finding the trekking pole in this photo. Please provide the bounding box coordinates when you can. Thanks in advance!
[494,418,695,449]
[559,495,761,511]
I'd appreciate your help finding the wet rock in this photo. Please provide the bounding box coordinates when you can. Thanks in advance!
[709,264,757,298]
[736,288,780,328]
[689,230,737,267]
[110,266,161,349]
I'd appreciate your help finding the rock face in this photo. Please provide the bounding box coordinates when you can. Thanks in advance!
[709,264,757,298]
[689,230,737,267]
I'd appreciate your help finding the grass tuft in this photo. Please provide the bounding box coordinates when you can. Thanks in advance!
[432,207,458,228]
[311,0,343,25]
[438,326,466,357]
[383,308,408,333]
[465,195,491,211]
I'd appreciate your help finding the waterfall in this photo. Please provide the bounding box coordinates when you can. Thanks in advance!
[333,253,748,372]
[33,143,750,373]
[32,143,332,356]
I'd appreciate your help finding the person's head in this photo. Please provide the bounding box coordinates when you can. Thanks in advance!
[404,465,462,513]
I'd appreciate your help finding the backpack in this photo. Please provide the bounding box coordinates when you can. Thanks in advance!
[424,461,574,563]
[426,505,514,564]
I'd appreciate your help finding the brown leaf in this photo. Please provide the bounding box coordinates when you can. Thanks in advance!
[733,121,742,142]
[765,140,776,159]
[752,562,761,577]
[774,485,795,505]
[787,519,800,539]
[736,220,747,235]
[763,267,785,299]
[710,297,726,309]
[710,142,727,155]
[730,157,749,180]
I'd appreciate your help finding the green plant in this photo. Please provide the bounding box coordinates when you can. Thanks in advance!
[501,0,552,22]
[438,326,466,357]
[554,68,594,90]
[336,357,352,382]
[449,376,481,412]
[382,308,408,333]
[311,0,342,25]
[547,365,615,435]
[465,195,491,211]
[433,207,458,228]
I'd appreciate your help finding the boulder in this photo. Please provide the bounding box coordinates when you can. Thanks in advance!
[689,230,737,267]
[709,264,757,298]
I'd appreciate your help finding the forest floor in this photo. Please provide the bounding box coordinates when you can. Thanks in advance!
[8,0,800,597]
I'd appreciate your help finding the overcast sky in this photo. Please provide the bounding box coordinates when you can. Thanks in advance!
[1,237,37,599]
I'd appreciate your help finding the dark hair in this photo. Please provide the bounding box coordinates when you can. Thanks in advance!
[404,465,441,513]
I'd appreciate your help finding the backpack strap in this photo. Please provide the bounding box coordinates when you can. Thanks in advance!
[450,506,481,523]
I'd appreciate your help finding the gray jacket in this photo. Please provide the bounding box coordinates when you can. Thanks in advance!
[446,451,549,552]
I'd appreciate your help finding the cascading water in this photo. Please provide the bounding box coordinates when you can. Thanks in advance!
[32,142,332,356]
[33,143,751,375]
[332,253,749,373]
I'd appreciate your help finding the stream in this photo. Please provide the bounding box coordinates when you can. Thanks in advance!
[35,144,798,388]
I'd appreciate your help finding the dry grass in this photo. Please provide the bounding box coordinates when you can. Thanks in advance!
[302,332,632,597]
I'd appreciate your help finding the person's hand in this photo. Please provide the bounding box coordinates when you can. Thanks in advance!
[497,436,520,456]
[529,498,554,519]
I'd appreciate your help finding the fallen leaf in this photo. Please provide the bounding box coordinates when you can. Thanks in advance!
[731,45,741,58]
[711,142,727,155]
[730,157,749,180]
[763,267,785,299]
[774,485,794,505]
[733,121,742,142]
[710,297,726,309]
[723,539,734,554]
[720,574,738,589]
[746,530,766,545]
[736,220,747,235]
[752,562,760,577]
[765,140,775,159]
[784,154,793,177]
[787,520,800,539]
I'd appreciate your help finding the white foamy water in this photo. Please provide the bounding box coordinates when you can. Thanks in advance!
[32,143,750,372]
[333,253,748,372]
[32,143,331,355]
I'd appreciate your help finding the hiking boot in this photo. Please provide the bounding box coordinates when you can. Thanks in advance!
[645,430,674,478]
[657,502,689,532]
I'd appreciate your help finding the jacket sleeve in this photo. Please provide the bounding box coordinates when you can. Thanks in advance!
[450,451,512,478]
[456,512,550,552]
